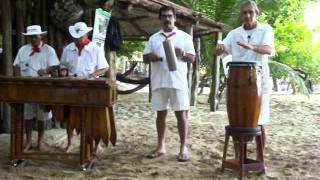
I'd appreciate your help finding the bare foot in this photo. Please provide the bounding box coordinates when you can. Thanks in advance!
[146,147,166,159]
[177,146,189,162]
[23,142,32,151]
[35,142,43,151]
[93,143,104,157]
[64,143,71,153]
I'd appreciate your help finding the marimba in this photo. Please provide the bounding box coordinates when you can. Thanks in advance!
[0,76,117,170]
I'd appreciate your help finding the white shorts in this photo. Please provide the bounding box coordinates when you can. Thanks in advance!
[257,93,270,125]
[152,88,189,111]
[24,103,52,121]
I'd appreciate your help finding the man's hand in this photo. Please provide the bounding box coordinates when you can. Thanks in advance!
[216,43,229,55]
[59,69,68,77]
[37,69,48,76]
[13,66,21,76]
[143,53,162,63]
[89,67,108,79]
[237,41,273,55]
[175,47,184,58]
[237,41,254,50]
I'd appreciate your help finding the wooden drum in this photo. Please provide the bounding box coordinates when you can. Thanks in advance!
[226,61,262,128]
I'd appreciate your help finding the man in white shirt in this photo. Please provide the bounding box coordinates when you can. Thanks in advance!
[143,6,195,162]
[216,0,275,157]
[60,22,109,152]
[13,25,60,151]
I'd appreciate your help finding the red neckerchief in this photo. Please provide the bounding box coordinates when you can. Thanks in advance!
[29,42,44,56]
[161,31,176,41]
[76,39,91,56]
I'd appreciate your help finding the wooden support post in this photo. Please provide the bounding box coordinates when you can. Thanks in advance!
[10,104,23,160]
[41,0,48,35]
[0,0,13,76]
[0,0,13,133]
[15,0,25,48]
[106,47,117,81]
[183,23,194,105]
[209,32,222,111]
[190,38,200,106]
[80,107,86,167]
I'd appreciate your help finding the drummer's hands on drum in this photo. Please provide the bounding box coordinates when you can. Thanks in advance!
[216,41,229,55]
[59,68,68,77]
[37,69,48,76]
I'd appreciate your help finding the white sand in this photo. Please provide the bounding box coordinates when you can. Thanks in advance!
[0,93,319,179]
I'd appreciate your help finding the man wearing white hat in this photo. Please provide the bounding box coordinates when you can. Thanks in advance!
[13,25,60,151]
[60,22,109,152]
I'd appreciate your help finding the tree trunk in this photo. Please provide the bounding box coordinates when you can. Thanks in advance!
[0,0,13,133]
[209,32,222,111]
[190,38,200,106]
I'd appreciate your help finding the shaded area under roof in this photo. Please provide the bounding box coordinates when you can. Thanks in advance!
[108,0,230,40]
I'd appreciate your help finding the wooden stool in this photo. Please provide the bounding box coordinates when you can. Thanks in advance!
[221,125,265,179]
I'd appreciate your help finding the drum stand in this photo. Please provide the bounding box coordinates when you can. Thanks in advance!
[221,125,265,179]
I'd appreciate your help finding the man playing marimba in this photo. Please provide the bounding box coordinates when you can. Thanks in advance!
[13,25,60,151]
[143,6,195,162]
[60,22,109,153]
[216,0,275,155]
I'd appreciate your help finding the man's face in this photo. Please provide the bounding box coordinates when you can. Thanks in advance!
[28,35,42,47]
[74,33,88,46]
[159,10,176,30]
[241,5,257,26]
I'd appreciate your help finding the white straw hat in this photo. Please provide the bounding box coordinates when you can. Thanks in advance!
[68,22,93,38]
[22,25,47,36]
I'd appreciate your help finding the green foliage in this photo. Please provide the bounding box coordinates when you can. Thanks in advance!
[118,0,320,93]
[117,40,145,59]
[269,60,310,96]
[174,0,320,93]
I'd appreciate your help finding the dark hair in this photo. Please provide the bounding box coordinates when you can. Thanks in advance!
[158,6,176,18]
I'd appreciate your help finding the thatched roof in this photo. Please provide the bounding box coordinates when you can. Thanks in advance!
[108,0,229,40]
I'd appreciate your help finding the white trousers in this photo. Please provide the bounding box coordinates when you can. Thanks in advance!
[257,93,270,125]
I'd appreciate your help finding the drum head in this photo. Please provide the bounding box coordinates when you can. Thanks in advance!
[227,61,261,68]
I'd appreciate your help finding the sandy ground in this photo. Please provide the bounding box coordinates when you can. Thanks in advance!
[0,93,319,180]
